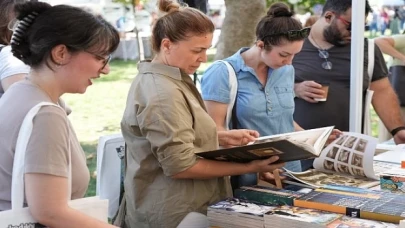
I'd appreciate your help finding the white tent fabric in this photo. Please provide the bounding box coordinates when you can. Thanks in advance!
[350,0,366,133]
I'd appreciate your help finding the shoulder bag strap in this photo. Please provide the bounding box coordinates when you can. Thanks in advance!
[11,102,71,209]
[216,60,237,130]
[367,38,375,87]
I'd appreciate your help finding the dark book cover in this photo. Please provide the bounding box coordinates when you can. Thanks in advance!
[196,140,317,163]
[234,185,304,206]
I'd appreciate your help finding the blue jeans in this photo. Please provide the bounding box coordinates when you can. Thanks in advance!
[230,173,257,193]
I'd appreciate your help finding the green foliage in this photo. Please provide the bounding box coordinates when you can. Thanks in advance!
[266,0,326,14]
[112,0,134,6]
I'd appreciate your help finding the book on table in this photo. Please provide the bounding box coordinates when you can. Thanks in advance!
[207,197,398,228]
[293,186,405,224]
[282,132,387,189]
[196,126,334,163]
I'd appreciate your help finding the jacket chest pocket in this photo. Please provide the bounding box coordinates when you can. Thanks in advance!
[274,86,294,109]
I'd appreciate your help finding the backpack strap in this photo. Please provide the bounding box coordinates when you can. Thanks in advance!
[0,45,4,53]
[367,38,375,87]
[216,60,237,130]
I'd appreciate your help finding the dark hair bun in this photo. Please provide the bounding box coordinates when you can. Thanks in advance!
[266,2,293,18]
[11,2,52,64]
[14,2,51,20]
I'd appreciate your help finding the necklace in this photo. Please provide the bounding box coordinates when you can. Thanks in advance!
[310,33,326,51]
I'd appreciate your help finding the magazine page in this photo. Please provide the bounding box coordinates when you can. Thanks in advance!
[282,169,380,189]
[313,132,378,180]
[209,198,275,216]
[252,126,333,155]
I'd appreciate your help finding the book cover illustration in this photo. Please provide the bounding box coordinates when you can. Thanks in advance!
[196,126,334,163]
[283,132,381,189]
[208,198,275,216]
[327,215,398,228]
[234,185,304,206]
[265,205,342,225]
[283,169,380,189]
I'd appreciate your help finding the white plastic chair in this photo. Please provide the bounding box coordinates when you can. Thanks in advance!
[177,212,209,228]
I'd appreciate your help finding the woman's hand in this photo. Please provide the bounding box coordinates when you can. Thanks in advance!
[327,129,342,144]
[247,156,285,173]
[218,129,259,148]
[259,169,286,184]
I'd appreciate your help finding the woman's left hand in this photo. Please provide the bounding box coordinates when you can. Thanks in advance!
[218,129,259,148]
[259,169,286,184]
[327,129,342,144]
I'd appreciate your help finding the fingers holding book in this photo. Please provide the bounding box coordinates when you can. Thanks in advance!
[218,129,260,148]
[248,156,285,173]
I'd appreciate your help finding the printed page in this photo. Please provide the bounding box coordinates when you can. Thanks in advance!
[252,126,333,155]
[282,168,380,189]
[313,132,379,180]
[373,161,401,176]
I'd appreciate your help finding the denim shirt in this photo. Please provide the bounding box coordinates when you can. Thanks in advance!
[202,48,302,172]
[201,48,295,136]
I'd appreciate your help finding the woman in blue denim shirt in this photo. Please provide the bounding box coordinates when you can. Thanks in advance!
[201,3,310,190]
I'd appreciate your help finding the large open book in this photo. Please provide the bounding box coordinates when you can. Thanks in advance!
[196,126,334,163]
[282,132,394,189]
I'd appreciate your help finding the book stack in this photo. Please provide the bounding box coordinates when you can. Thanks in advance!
[208,198,398,228]
[264,205,397,228]
[207,198,275,228]
[294,186,405,224]
[234,185,304,206]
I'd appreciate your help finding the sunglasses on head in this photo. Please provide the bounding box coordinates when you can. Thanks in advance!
[262,27,311,40]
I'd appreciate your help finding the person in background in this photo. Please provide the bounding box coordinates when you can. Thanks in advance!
[293,0,405,144]
[375,34,405,141]
[0,0,29,98]
[0,2,119,227]
[304,15,319,27]
[380,7,389,35]
[119,0,285,227]
[201,2,314,191]
[389,8,401,35]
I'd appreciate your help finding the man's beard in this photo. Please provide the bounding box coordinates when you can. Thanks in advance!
[323,23,348,47]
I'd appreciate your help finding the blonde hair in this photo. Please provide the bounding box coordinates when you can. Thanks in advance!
[151,0,214,53]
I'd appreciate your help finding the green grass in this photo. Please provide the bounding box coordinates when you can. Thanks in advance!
[62,59,137,196]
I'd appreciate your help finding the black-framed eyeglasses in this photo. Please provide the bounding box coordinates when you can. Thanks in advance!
[86,51,112,70]
[262,27,311,40]
[318,50,332,70]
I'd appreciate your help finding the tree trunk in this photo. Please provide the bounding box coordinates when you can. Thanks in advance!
[214,0,266,60]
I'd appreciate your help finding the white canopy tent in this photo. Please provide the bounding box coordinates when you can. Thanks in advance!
[349,0,366,133]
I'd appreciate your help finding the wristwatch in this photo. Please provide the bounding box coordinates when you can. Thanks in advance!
[390,126,405,137]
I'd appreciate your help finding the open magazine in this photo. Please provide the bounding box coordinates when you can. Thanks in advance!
[283,132,385,189]
[196,126,334,163]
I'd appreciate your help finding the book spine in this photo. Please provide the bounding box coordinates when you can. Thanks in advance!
[234,189,295,206]
[293,199,348,215]
[294,198,404,224]
[361,211,403,224]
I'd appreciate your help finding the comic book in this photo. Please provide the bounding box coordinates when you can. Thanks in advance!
[283,132,383,189]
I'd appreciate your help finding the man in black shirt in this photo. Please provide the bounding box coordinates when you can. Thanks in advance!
[293,0,405,144]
